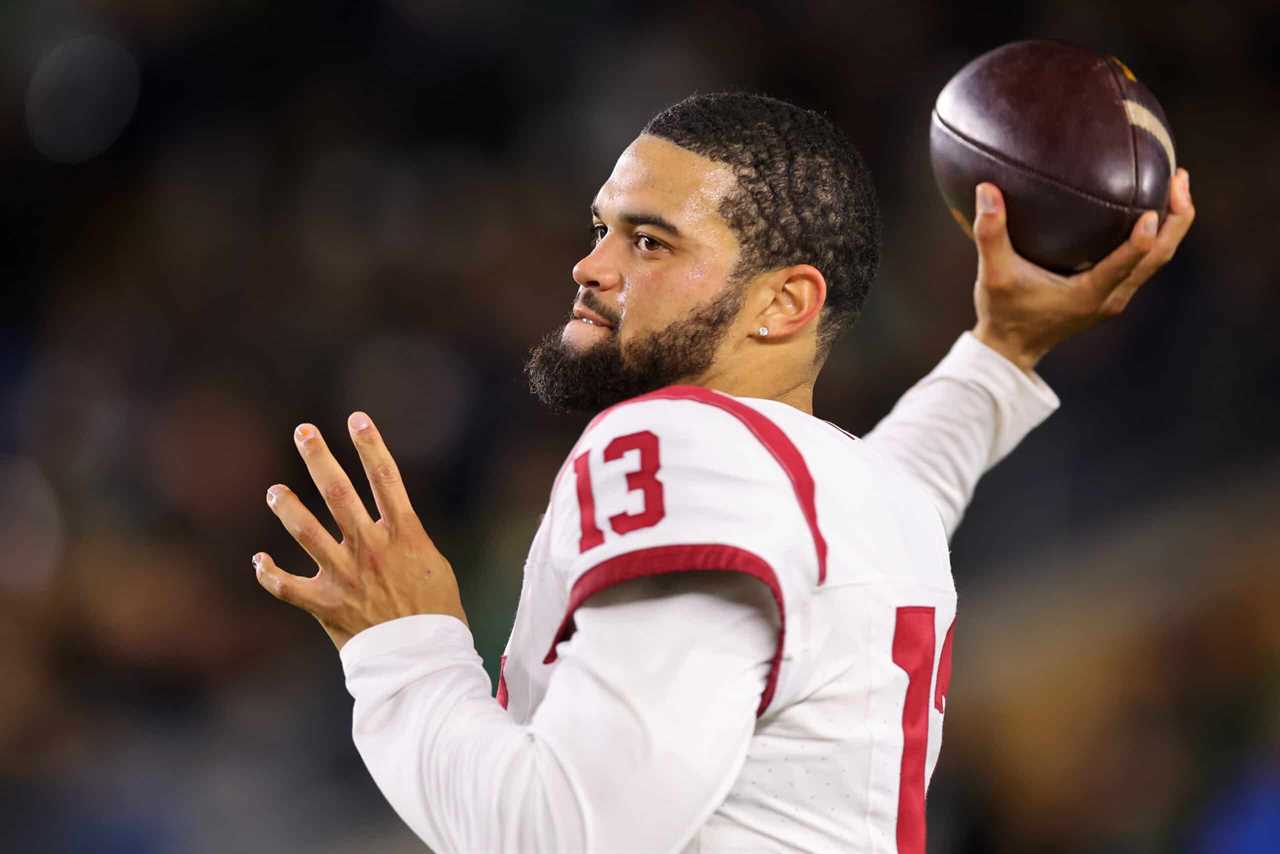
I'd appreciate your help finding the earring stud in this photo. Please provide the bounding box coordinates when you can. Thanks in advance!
[757,326,769,337]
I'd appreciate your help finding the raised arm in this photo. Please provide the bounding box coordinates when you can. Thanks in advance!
[865,172,1195,537]
[863,331,1058,537]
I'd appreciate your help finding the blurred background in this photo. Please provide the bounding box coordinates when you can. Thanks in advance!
[0,1,1276,851]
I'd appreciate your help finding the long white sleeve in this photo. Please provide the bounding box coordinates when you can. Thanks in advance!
[341,572,776,853]
[863,332,1060,538]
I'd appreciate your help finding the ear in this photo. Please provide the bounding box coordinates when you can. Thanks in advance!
[750,264,827,341]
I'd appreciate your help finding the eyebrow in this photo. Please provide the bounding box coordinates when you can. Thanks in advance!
[591,204,683,238]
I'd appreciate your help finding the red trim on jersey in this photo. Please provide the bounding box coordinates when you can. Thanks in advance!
[585,385,829,584]
[934,620,955,714]
[892,607,936,854]
[496,655,509,710]
[543,543,786,717]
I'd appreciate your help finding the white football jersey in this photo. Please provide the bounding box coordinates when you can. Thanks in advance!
[340,334,1058,854]
[498,385,957,852]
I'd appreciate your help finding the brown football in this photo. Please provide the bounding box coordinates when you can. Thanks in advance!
[930,40,1176,273]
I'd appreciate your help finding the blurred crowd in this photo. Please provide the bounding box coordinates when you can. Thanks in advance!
[0,1,1276,851]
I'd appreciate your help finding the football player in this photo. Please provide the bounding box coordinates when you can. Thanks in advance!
[254,93,1193,852]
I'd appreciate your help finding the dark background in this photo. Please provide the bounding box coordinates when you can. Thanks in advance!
[1,1,1276,852]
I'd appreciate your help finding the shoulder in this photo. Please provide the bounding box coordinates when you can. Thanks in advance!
[547,385,828,589]
[574,385,818,491]
[563,386,814,522]
[580,385,776,448]
[542,387,834,717]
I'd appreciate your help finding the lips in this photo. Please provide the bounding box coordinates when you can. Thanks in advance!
[572,305,615,329]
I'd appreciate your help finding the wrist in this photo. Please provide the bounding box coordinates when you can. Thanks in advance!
[970,323,1045,374]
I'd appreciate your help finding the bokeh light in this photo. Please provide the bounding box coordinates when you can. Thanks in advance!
[25,34,140,163]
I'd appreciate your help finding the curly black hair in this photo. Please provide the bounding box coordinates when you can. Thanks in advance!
[643,92,881,356]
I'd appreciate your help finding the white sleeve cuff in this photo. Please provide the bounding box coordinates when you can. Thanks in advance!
[937,332,1061,412]
[339,614,475,677]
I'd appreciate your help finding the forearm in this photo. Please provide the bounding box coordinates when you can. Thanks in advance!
[341,574,772,853]
[864,331,1059,537]
[342,616,586,853]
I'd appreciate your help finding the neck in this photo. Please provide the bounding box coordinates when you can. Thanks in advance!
[688,364,816,414]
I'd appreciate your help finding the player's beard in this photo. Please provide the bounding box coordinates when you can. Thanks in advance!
[525,284,745,414]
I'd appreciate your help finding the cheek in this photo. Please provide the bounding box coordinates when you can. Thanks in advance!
[617,277,672,344]
[619,262,719,341]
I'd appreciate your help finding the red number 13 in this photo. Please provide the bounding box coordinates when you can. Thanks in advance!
[573,430,666,552]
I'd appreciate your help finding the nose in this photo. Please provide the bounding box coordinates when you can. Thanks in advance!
[572,241,622,292]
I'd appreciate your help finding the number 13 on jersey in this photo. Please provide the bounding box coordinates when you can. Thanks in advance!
[573,430,666,552]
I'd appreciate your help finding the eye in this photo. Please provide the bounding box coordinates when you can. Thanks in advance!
[590,224,607,247]
[635,233,663,252]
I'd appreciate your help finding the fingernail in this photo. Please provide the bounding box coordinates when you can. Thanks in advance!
[976,185,996,214]
[349,412,371,433]
[252,553,262,570]
[294,424,316,444]
[266,485,282,505]
[1142,212,1158,236]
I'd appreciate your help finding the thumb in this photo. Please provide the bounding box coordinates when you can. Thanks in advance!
[973,183,1016,275]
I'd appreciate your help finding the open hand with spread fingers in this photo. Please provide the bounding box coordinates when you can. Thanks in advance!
[253,411,467,650]
[971,167,1195,372]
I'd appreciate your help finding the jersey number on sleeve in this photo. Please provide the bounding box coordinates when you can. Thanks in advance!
[573,430,666,552]
[892,606,955,854]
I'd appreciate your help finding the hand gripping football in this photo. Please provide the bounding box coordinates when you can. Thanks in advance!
[930,40,1176,273]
